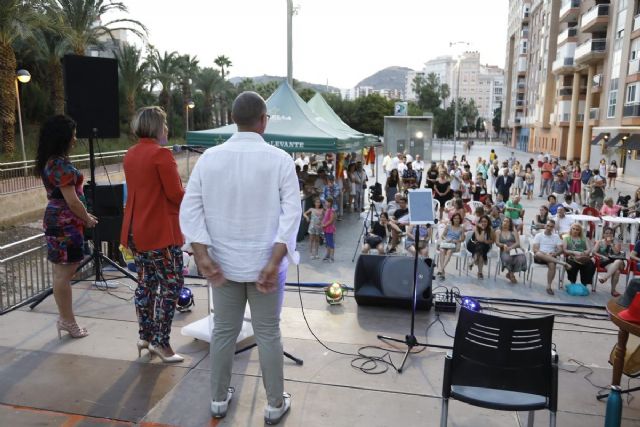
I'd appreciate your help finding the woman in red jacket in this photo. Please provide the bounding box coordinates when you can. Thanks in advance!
[121,106,185,363]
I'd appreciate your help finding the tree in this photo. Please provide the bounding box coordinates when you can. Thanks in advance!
[351,94,393,136]
[115,43,148,133]
[475,117,485,138]
[461,98,478,136]
[175,54,199,131]
[214,54,232,125]
[297,87,315,102]
[493,105,502,136]
[29,25,69,115]
[148,48,178,121]
[45,0,145,55]
[0,0,42,157]
[414,72,447,113]
[195,67,223,128]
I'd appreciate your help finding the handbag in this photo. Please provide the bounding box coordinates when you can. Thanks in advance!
[608,252,626,261]
[508,248,524,256]
[440,241,456,249]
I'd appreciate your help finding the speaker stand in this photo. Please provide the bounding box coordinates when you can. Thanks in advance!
[352,200,378,262]
[29,129,138,311]
[376,224,449,373]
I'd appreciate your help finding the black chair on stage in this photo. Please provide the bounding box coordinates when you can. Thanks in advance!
[440,308,557,427]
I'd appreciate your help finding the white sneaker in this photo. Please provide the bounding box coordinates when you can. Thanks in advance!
[264,392,291,425]
[210,387,234,418]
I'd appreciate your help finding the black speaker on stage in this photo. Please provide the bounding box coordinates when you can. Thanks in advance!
[63,55,119,139]
[83,184,124,243]
[354,254,433,310]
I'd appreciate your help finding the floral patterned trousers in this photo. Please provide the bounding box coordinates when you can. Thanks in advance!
[130,237,184,347]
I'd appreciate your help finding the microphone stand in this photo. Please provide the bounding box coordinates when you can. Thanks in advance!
[377,222,450,373]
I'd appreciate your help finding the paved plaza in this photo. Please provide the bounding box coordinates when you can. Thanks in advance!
[1,142,640,426]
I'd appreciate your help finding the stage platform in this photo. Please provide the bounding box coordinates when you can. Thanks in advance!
[1,210,640,426]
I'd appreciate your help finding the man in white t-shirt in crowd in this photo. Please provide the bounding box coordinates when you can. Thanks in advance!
[413,154,425,186]
[554,207,572,236]
[404,151,413,164]
[532,219,572,295]
[397,155,407,176]
[390,152,401,172]
[294,154,305,169]
[449,167,462,193]
[382,152,392,176]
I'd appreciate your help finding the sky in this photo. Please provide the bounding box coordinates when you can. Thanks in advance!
[108,0,508,89]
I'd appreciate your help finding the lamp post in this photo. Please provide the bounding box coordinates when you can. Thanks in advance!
[450,41,470,158]
[15,69,30,171]
[185,100,195,133]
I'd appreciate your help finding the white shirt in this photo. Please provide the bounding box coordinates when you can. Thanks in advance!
[179,132,302,282]
[562,201,581,213]
[397,162,407,175]
[413,160,425,172]
[555,215,572,234]
[405,154,414,163]
[533,232,562,254]
[382,155,392,172]
[450,169,462,191]
[294,157,304,168]
[390,156,400,171]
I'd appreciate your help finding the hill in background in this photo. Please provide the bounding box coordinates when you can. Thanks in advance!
[355,66,414,92]
[228,75,340,93]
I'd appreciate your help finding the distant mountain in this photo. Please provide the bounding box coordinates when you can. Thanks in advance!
[228,75,339,93]
[355,66,413,92]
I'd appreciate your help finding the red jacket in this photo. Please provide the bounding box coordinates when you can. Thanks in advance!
[120,139,184,251]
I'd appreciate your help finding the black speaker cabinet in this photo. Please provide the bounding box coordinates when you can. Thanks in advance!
[354,254,433,310]
[63,55,119,139]
[83,184,124,243]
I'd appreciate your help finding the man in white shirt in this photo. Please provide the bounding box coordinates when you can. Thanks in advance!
[404,152,414,164]
[390,152,401,171]
[554,207,572,235]
[532,220,571,295]
[561,194,581,213]
[383,152,393,176]
[450,168,462,193]
[180,92,299,423]
[413,154,425,186]
[294,154,304,169]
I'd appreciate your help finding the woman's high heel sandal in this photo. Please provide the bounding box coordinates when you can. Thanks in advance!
[137,340,150,357]
[148,344,184,363]
[56,319,89,339]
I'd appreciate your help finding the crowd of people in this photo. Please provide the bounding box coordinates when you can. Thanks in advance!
[354,149,640,296]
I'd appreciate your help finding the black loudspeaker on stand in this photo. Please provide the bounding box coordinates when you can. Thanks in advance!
[29,55,137,311]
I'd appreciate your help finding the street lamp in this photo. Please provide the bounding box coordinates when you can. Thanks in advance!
[15,69,30,170]
[185,100,195,133]
[450,41,470,158]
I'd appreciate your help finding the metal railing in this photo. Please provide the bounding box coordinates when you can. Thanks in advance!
[581,4,609,30]
[575,38,606,60]
[0,150,128,195]
[560,0,580,18]
[552,57,575,72]
[0,234,51,313]
[557,27,577,44]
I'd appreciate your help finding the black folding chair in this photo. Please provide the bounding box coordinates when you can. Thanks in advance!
[440,308,557,427]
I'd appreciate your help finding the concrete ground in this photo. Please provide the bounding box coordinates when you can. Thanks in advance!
[1,142,640,426]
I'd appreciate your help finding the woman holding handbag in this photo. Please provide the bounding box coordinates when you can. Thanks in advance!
[495,217,527,284]
[562,223,595,290]
[594,227,626,297]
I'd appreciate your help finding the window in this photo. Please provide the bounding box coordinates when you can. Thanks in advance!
[608,90,618,118]
[627,83,640,104]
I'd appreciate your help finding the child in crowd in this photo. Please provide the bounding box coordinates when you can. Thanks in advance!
[303,197,324,259]
[495,193,506,213]
[524,167,535,200]
[322,197,337,262]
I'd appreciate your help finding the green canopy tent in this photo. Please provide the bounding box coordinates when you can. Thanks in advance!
[186,81,366,153]
[307,93,379,146]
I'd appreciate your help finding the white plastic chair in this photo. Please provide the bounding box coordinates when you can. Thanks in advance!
[493,235,530,280]
[467,200,484,212]
[451,231,474,276]
[526,245,565,290]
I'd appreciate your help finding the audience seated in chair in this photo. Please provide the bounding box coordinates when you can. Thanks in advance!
[561,223,595,291]
[361,212,390,255]
[532,219,571,295]
[437,213,465,280]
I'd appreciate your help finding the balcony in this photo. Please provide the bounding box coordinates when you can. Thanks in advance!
[589,108,599,120]
[521,29,529,38]
[559,0,580,23]
[629,59,640,76]
[516,99,526,109]
[558,86,573,96]
[635,14,640,32]
[517,58,528,75]
[552,56,576,74]
[575,38,607,65]
[557,27,578,45]
[580,4,609,33]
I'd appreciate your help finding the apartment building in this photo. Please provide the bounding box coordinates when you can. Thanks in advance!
[503,0,640,178]
[419,53,504,131]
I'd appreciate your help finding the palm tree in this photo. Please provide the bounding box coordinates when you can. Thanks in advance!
[214,55,232,125]
[29,26,70,115]
[46,0,146,56]
[0,0,41,157]
[175,54,199,130]
[115,43,148,131]
[195,67,223,128]
[147,48,177,118]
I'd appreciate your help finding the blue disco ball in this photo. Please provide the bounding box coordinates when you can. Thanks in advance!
[177,287,194,312]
